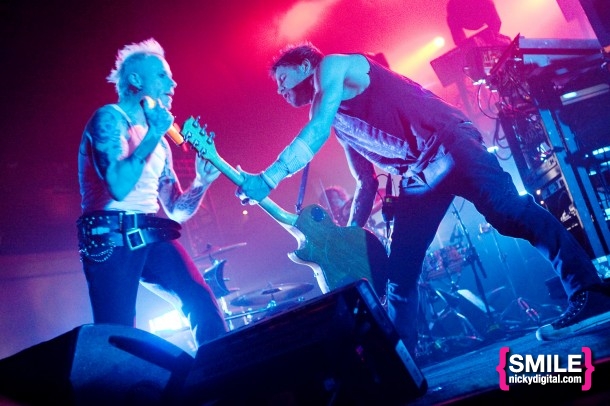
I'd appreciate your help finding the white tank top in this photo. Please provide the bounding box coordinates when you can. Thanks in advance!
[78,104,169,214]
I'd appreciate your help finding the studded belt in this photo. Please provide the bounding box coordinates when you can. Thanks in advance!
[77,211,181,251]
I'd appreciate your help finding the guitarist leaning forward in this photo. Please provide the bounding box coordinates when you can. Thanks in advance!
[235,42,610,358]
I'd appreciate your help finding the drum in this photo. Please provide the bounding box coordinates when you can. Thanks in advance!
[422,245,466,281]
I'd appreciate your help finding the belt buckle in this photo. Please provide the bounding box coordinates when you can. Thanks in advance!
[126,229,146,250]
[119,212,140,231]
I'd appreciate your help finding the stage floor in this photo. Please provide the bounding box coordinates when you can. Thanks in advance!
[410,326,610,405]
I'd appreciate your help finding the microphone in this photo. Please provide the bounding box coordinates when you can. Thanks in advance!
[141,96,185,146]
[166,123,185,146]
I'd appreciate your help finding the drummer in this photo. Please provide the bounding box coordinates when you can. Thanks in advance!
[319,185,383,231]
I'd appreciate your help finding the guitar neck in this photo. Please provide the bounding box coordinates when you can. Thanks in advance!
[210,154,298,227]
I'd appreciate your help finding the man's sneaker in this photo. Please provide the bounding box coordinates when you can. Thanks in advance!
[536,290,610,341]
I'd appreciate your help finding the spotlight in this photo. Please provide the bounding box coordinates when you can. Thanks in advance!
[148,310,190,337]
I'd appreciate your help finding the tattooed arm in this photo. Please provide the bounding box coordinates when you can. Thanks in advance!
[88,106,165,201]
[158,149,221,223]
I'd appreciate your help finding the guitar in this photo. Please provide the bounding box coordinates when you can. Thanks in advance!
[180,116,388,297]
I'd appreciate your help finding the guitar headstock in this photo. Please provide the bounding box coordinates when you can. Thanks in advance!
[180,116,219,161]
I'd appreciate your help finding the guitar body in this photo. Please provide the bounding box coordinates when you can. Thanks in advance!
[289,204,388,297]
[180,117,389,298]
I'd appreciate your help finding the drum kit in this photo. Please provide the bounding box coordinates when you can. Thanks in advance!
[422,245,469,282]
[194,243,314,331]
[414,202,512,362]
[193,199,549,361]
[414,204,551,362]
[416,242,486,360]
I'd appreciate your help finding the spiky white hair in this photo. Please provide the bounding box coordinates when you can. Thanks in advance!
[106,38,165,96]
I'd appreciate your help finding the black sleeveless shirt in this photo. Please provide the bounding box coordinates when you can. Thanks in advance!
[333,55,470,175]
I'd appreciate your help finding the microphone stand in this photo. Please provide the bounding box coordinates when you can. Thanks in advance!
[450,202,499,338]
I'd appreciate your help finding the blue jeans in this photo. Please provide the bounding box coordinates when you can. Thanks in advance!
[80,239,227,347]
[386,123,602,352]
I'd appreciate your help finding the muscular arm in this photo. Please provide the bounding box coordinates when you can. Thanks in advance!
[238,54,370,203]
[301,56,348,150]
[261,55,355,188]
[339,137,379,227]
[89,106,163,201]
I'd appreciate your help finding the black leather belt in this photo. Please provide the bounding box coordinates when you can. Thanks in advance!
[77,211,181,250]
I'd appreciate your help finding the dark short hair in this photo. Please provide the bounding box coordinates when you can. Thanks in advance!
[270,42,324,76]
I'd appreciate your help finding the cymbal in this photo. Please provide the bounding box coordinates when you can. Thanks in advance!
[230,283,314,307]
[194,242,247,263]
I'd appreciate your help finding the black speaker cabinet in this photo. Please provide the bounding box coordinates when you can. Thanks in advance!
[180,279,428,405]
[0,323,193,406]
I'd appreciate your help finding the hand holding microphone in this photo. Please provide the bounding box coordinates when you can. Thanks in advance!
[141,96,184,146]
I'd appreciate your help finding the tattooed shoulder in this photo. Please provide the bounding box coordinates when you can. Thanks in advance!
[89,106,126,174]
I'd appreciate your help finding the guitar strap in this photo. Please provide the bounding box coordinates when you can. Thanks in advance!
[295,163,310,214]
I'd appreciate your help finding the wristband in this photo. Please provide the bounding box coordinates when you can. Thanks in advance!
[262,138,314,188]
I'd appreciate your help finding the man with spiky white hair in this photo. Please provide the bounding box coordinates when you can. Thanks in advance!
[77,38,227,347]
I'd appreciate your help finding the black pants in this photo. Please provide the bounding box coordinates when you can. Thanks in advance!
[386,123,602,352]
[80,239,227,347]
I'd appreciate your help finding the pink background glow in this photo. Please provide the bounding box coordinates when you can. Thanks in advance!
[0,0,597,356]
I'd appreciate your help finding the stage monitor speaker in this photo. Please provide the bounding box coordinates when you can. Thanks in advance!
[180,279,428,406]
[0,323,193,406]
